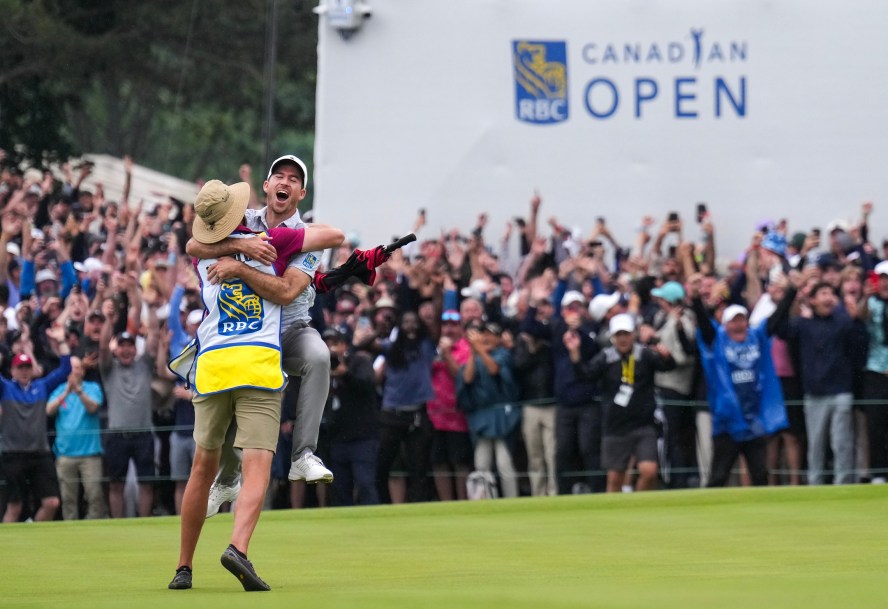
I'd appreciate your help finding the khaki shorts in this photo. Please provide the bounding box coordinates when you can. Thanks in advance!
[193,388,282,452]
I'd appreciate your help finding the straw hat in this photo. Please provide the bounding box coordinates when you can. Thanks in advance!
[192,180,251,244]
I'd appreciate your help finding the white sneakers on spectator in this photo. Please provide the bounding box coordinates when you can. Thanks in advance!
[288,451,333,483]
[206,479,241,518]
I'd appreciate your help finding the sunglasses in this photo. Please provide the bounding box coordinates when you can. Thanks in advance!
[441,311,461,322]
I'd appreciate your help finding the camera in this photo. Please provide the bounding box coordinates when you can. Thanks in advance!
[313,0,372,40]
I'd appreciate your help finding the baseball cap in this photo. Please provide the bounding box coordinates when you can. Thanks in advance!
[87,309,105,322]
[11,353,34,368]
[826,219,849,234]
[789,232,807,251]
[608,313,636,335]
[322,328,346,342]
[761,231,787,257]
[874,261,888,276]
[817,252,842,270]
[482,322,503,336]
[589,292,621,322]
[561,290,586,308]
[441,310,461,322]
[186,309,204,326]
[722,304,749,324]
[267,155,308,188]
[373,297,397,311]
[650,281,685,304]
[35,269,58,284]
[115,331,137,345]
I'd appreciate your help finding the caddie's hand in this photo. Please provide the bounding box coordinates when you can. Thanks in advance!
[207,257,246,284]
[238,234,277,266]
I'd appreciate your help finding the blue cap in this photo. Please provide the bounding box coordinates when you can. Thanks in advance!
[761,232,787,257]
[651,281,685,304]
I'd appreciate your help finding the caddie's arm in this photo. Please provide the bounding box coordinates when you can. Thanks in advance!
[186,236,278,267]
[206,261,309,306]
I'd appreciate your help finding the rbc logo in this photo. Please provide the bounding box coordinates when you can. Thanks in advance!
[218,280,263,336]
[512,40,569,125]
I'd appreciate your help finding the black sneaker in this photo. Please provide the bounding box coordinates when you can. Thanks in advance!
[220,545,270,591]
[168,566,192,590]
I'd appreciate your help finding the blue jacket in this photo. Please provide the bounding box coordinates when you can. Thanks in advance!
[0,356,72,452]
[697,321,787,441]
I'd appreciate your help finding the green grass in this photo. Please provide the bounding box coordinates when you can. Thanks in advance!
[2,486,886,609]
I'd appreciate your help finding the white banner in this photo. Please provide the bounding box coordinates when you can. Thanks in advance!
[313,0,888,260]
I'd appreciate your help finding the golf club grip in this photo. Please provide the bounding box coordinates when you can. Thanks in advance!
[383,233,417,253]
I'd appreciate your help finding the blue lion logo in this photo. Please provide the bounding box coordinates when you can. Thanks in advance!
[218,280,263,336]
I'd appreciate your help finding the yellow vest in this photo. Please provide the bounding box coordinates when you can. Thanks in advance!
[169,234,286,395]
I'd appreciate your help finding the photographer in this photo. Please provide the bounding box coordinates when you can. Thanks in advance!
[324,329,380,506]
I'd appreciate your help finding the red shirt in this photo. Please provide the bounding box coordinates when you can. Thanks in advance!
[427,338,471,432]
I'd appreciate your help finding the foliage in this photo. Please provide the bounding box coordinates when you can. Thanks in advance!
[0,0,318,180]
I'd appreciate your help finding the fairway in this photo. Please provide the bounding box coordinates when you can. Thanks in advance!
[2,486,885,609]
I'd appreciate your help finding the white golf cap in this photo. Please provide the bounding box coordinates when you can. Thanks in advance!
[589,292,621,322]
[722,304,749,323]
[875,260,888,276]
[561,290,586,308]
[267,155,308,188]
[608,313,636,335]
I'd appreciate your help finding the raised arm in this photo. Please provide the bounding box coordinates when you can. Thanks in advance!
[98,298,117,369]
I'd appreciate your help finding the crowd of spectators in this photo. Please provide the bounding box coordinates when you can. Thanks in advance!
[1,151,886,520]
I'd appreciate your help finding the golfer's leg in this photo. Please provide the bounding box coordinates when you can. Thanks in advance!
[216,420,242,485]
[281,326,331,459]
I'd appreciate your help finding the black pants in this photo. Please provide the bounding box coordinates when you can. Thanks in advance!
[708,434,768,487]
[659,388,699,489]
[863,371,888,479]
[555,404,603,494]
[376,409,433,503]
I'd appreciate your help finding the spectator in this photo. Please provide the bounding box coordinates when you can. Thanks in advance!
[780,281,867,484]
[861,261,888,483]
[99,290,161,518]
[324,328,380,506]
[567,314,675,492]
[457,321,521,498]
[46,355,106,520]
[747,272,806,485]
[427,309,474,501]
[375,309,437,503]
[0,325,71,522]
[688,271,792,487]
[647,281,700,488]
[513,285,557,496]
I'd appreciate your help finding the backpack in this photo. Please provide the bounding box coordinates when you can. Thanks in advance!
[466,470,499,500]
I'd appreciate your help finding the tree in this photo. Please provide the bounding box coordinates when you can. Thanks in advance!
[0,0,318,180]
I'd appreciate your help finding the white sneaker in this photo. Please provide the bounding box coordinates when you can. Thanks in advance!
[288,452,334,483]
[206,479,241,518]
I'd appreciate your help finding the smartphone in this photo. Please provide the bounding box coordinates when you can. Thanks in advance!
[868,271,880,290]
[667,212,679,223]
[812,228,821,237]
[418,208,426,218]
[357,316,372,330]
[596,216,606,225]
[696,203,707,223]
